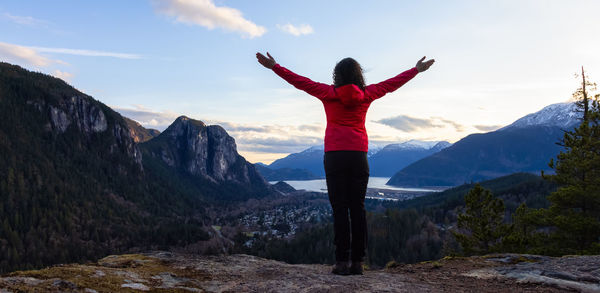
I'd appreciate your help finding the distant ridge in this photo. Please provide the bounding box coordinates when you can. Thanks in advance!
[387,102,579,187]
[268,140,449,178]
[369,140,451,177]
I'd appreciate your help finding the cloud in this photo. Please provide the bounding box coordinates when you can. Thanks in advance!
[52,70,74,82]
[433,117,465,132]
[374,114,465,132]
[217,121,272,133]
[236,136,323,154]
[210,120,323,154]
[113,105,179,130]
[2,12,47,26]
[0,41,53,67]
[474,124,503,132]
[31,47,142,59]
[277,23,314,36]
[374,115,440,132]
[152,0,266,38]
[0,41,141,71]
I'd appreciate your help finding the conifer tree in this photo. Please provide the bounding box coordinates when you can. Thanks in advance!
[543,68,600,254]
[502,203,547,253]
[452,184,507,255]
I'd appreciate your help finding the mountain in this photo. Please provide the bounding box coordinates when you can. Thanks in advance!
[268,145,328,176]
[124,117,160,143]
[369,140,451,176]
[501,102,578,129]
[387,102,579,187]
[140,116,271,200]
[269,141,446,178]
[255,164,321,181]
[0,62,271,273]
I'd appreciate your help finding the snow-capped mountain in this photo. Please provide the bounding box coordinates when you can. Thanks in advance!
[367,142,384,157]
[504,102,579,129]
[369,140,451,176]
[383,140,449,151]
[387,102,581,187]
[300,145,324,153]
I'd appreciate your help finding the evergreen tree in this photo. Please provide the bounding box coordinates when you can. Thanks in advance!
[543,68,600,254]
[502,203,547,253]
[452,184,507,255]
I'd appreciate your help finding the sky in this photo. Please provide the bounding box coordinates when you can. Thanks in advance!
[1,0,599,163]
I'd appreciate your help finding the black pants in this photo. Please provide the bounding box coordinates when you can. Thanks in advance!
[324,151,369,262]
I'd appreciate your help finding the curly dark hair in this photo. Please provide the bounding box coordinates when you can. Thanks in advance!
[333,57,366,90]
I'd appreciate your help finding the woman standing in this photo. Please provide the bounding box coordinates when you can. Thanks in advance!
[256,52,434,275]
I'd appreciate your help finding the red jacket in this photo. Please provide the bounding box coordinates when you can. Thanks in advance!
[272,64,419,152]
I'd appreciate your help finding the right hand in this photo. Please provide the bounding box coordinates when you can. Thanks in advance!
[256,52,277,69]
[416,56,435,72]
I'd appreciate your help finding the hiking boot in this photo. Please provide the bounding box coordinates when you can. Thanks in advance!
[350,261,363,275]
[331,261,350,275]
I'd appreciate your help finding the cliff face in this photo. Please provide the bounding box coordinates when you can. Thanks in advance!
[0,62,215,274]
[23,85,142,167]
[142,116,269,189]
[1,252,594,292]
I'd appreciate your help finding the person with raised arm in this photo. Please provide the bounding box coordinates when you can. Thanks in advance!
[257,52,435,275]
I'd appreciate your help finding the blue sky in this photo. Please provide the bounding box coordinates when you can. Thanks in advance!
[1,0,599,163]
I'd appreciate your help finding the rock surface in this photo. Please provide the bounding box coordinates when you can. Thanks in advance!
[142,116,268,188]
[30,93,142,166]
[2,252,595,292]
[466,254,600,292]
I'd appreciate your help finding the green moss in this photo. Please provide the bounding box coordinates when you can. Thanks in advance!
[384,261,401,269]
[4,254,212,292]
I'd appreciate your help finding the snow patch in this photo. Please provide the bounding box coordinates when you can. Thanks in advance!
[504,102,579,129]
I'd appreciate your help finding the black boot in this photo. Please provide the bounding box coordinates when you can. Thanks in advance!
[350,261,363,275]
[331,261,350,275]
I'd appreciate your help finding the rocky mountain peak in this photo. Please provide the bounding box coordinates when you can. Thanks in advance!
[143,116,269,188]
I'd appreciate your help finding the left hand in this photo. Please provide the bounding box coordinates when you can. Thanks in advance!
[256,52,277,69]
[416,56,435,72]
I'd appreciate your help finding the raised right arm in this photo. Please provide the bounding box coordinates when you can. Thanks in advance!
[272,64,334,100]
[256,52,334,100]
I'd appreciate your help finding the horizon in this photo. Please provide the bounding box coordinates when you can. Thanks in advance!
[1,1,599,163]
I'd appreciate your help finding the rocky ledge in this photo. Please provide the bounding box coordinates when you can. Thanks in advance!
[1,252,598,292]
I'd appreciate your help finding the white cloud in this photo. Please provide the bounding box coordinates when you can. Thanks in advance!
[373,115,465,132]
[153,0,266,38]
[52,70,74,82]
[277,23,314,36]
[1,12,47,26]
[0,41,53,67]
[31,47,142,59]
[113,105,180,130]
[0,41,141,71]
[474,124,502,132]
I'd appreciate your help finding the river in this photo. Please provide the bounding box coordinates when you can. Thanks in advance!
[270,177,442,193]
